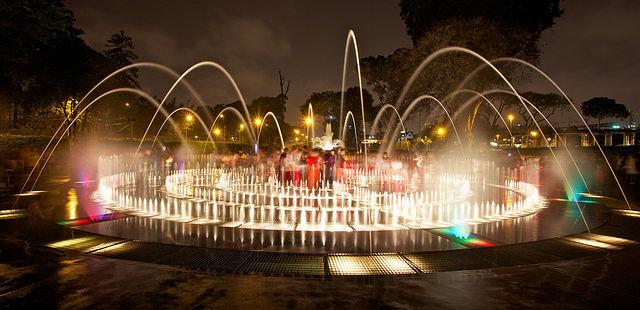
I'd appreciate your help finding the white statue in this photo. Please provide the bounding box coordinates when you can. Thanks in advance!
[312,122,344,150]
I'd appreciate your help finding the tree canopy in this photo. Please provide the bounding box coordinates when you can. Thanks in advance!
[0,0,139,134]
[300,87,375,124]
[400,0,563,48]
[581,97,630,125]
[362,0,563,111]
[104,30,139,87]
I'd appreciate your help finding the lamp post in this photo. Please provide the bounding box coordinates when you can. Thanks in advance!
[254,117,262,152]
[238,123,245,143]
[220,113,225,141]
[184,113,194,141]
[507,114,515,147]
[435,126,447,141]
[530,130,538,148]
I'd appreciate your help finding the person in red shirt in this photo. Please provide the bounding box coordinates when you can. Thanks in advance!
[306,149,322,189]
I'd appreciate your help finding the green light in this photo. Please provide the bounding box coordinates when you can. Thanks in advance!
[432,227,495,247]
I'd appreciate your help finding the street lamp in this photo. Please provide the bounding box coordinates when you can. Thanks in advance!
[507,114,515,147]
[254,117,262,127]
[435,127,447,140]
[213,128,221,137]
[304,116,313,144]
[530,130,538,148]
[234,123,245,143]
[220,114,224,140]
[184,113,195,140]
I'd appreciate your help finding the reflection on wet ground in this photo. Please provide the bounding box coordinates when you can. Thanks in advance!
[0,235,639,308]
[27,182,610,253]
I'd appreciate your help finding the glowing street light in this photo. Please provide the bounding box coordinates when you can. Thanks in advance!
[184,113,195,140]
[305,116,313,126]
[435,127,447,139]
[254,117,262,127]
[239,124,245,130]
[530,130,538,137]
[293,129,300,135]
[213,128,222,136]
[507,114,515,147]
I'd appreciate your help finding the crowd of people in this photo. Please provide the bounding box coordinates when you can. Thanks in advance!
[205,146,442,190]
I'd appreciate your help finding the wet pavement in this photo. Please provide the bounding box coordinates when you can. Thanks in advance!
[20,182,611,253]
[1,234,639,309]
[1,166,639,308]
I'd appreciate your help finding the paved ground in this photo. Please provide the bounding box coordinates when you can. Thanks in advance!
[1,234,639,309]
[0,163,639,308]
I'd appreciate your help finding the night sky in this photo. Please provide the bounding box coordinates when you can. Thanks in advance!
[65,0,640,125]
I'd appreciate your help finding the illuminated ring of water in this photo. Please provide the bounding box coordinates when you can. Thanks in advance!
[95,155,547,232]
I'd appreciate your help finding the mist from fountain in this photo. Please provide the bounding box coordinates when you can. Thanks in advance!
[446,89,523,160]
[447,88,587,191]
[383,94,465,157]
[16,30,627,238]
[486,89,590,192]
[31,88,185,191]
[14,62,207,206]
[448,57,630,209]
[131,61,257,172]
[383,46,592,232]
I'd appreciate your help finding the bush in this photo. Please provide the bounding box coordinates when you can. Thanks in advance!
[0,134,55,158]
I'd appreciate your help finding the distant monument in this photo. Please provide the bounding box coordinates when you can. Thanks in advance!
[312,122,344,150]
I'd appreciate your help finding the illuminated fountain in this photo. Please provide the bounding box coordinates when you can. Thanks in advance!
[17,29,630,250]
[95,154,545,232]
[312,122,345,151]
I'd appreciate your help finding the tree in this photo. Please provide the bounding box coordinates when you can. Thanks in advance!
[300,87,375,145]
[0,0,84,127]
[399,0,563,49]
[0,0,119,135]
[251,96,286,121]
[277,70,290,106]
[301,91,341,120]
[474,92,568,130]
[362,1,563,150]
[581,97,630,126]
[362,0,563,110]
[361,17,537,112]
[103,30,139,87]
